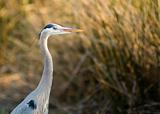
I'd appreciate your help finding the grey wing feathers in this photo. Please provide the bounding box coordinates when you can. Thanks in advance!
[10,103,29,114]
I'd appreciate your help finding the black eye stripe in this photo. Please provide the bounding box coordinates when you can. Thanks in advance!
[43,24,54,29]
[43,24,58,30]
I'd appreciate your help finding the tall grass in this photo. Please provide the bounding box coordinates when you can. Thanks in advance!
[0,0,33,66]
[0,0,160,114]
[70,0,160,113]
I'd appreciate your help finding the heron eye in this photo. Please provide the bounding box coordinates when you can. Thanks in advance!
[52,26,57,30]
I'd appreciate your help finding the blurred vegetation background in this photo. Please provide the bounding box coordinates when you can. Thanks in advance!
[0,0,160,114]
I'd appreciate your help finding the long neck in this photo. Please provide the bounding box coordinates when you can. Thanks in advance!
[37,35,53,92]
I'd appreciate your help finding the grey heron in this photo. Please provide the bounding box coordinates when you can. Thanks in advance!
[10,23,82,114]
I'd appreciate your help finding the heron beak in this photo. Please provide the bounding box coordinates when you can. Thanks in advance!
[62,27,83,33]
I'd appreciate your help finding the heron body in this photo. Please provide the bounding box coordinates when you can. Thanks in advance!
[10,23,82,114]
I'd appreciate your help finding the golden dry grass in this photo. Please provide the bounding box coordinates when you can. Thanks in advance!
[0,0,160,114]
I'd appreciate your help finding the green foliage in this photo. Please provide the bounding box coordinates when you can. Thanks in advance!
[0,108,6,114]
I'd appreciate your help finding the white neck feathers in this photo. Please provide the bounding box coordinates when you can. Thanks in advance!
[37,34,53,92]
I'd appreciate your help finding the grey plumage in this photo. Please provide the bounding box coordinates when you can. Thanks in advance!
[10,23,82,114]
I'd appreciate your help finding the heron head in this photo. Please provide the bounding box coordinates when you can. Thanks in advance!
[39,23,83,38]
